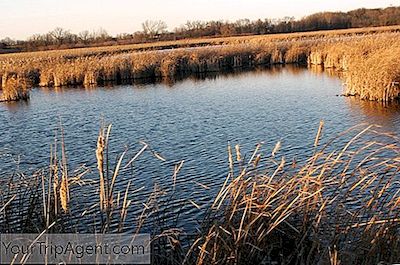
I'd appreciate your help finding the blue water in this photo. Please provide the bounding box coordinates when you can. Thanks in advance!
[1,65,399,232]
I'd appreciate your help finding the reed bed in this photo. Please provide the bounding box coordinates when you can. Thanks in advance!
[188,124,400,264]
[0,27,399,102]
[0,41,309,90]
[0,72,29,102]
[308,33,400,101]
[0,123,399,264]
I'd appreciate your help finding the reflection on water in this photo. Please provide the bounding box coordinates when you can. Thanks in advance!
[0,65,399,233]
[2,100,31,113]
[173,65,333,85]
[346,97,400,130]
[309,65,341,79]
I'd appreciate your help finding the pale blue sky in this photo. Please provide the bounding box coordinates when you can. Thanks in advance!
[0,0,397,39]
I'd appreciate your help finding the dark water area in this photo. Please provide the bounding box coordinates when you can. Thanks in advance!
[1,65,399,233]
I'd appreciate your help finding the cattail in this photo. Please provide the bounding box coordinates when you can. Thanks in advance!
[235,144,241,162]
[96,131,106,211]
[227,143,233,171]
[253,154,261,167]
[60,173,69,213]
[49,142,59,215]
[314,120,324,147]
[272,141,281,157]
[53,158,59,215]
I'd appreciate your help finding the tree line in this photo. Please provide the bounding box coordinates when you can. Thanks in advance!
[1,6,399,52]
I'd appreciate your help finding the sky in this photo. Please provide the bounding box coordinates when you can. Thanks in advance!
[0,0,397,40]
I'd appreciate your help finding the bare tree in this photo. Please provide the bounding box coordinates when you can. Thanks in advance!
[185,20,205,31]
[93,28,110,41]
[78,30,91,44]
[50,27,71,45]
[142,20,168,38]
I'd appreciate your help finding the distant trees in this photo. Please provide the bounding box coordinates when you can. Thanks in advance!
[287,7,400,32]
[0,37,16,46]
[142,20,168,38]
[50,27,72,45]
[78,30,91,44]
[93,28,110,42]
[14,27,113,51]
[1,6,400,53]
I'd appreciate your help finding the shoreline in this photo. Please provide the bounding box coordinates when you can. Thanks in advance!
[0,28,400,102]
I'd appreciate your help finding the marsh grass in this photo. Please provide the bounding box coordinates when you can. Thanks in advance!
[0,123,399,264]
[309,33,400,101]
[1,26,400,101]
[187,124,400,264]
[0,72,29,102]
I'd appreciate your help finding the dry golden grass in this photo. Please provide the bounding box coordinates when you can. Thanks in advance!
[309,33,400,101]
[0,26,399,102]
[1,25,399,60]
[0,123,399,265]
[0,123,399,264]
[0,35,313,90]
[0,72,29,101]
[188,124,400,264]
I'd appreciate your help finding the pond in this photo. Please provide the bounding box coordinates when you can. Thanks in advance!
[1,65,399,233]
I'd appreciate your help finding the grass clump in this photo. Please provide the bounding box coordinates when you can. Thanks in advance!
[0,72,29,102]
[189,124,400,264]
[309,33,400,101]
[0,123,399,264]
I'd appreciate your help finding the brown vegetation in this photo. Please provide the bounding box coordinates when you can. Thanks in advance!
[0,72,29,102]
[2,25,399,60]
[0,123,399,264]
[308,33,400,101]
[2,6,400,53]
[0,28,399,102]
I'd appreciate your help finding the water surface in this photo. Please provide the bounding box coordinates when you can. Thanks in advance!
[1,65,399,232]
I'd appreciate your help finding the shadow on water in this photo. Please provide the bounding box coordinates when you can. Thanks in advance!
[308,64,343,79]
[1,99,31,112]
[133,64,337,88]
[33,64,339,93]
[346,97,400,128]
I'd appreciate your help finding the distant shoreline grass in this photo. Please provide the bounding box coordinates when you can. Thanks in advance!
[0,123,399,264]
[2,25,399,58]
[0,26,399,102]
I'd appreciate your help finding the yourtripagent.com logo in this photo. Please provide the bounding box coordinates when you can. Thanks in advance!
[0,234,150,264]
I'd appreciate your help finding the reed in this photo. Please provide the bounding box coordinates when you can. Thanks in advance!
[1,25,399,61]
[308,33,400,101]
[0,123,399,264]
[188,124,400,265]
[96,127,106,212]
[1,28,399,101]
[0,72,29,102]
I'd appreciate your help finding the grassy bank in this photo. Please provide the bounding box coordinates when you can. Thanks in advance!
[0,26,400,102]
[0,123,399,264]
[0,40,311,89]
[308,34,400,101]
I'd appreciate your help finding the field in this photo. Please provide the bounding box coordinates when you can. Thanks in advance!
[0,25,400,101]
[2,25,400,59]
